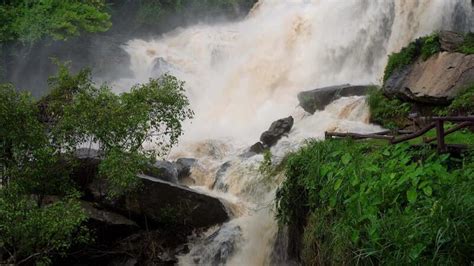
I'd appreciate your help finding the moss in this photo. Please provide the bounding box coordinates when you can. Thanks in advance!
[367,87,411,129]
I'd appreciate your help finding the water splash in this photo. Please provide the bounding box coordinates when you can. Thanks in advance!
[110,0,473,264]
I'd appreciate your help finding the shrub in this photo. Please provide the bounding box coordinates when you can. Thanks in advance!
[276,139,474,265]
[367,87,411,129]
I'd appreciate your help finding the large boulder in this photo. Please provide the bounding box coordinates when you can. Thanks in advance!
[383,52,474,104]
[260,116,294,147]
[297,85,370,114]
[145,160,179,184]
[120,175,230,230]
[439,31,465,52]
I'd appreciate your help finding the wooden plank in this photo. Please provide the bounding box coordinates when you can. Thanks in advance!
[391,123,436,144]
[325,132,393,140]
[425,116,474,122]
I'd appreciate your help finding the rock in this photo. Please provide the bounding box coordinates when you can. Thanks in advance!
[249,142,265,154]
[260,116,294,147]
[145,160,179,184]
[175,158,197,180]
[81,201,139,243]
[190,224,242,266]
[297,85,370,114]
[151,57,178,77]
[383,52,474,104]
[439,31,465,52]
[121,175,229,229]
[71,148,102,193]
[212,161,232,192]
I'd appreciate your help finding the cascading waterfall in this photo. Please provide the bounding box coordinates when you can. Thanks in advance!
[110,1,473,265]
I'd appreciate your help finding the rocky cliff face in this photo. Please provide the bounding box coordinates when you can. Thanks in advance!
[384,52,474,104]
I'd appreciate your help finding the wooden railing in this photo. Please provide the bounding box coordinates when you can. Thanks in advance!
[325,116,474,153]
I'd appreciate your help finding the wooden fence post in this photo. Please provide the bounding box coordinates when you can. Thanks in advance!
[435,120,446,153]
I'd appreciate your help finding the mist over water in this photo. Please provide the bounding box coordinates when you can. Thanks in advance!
[110,0,473,265]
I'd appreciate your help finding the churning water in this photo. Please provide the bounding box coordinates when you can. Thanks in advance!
[111,1,473,265]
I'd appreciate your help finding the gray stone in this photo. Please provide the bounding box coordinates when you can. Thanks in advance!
[260,116,294,147]
[212,161,232,192]
[439,31,465,52]
[175,158,197,180]
[145,160,179,184]
[297,85,370,114]
[383,52,474,104]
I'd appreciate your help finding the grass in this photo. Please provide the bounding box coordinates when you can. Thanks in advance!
[276,139,474,265]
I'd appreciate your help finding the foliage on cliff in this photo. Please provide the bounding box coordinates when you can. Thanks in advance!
[383,34,441,82]
[0,65,192,264]
[0,0,111,43]
[366,87,411,129]
[276,139,474,265]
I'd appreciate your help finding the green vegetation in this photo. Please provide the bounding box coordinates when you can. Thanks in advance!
[383,34,440,82]
[276,139,474,265]
[0,64,192,264]
[458,32,474,55]
[446,84,474,116]
[367,87,411,129]
[0,0,111,43]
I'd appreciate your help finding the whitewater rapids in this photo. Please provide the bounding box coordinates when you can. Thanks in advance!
[110,1,473,265]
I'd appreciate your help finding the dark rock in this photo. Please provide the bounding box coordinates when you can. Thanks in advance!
[81,201,139,243]
[297,84,370,114]
[439,31,465,52]
[175,158,197,180]
[71,148,102,194]
[260,116,294,147]
[383,52,474,104]
[212,161,232,192]
[190,224,242,266]
[121,175,229,230]
[145,160,179,184]
[249,142,265,154]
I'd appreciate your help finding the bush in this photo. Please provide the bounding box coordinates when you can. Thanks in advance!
[367,87,411,129]
[276,139,474,265]
[447,84,474,115]
[0,185,89,265]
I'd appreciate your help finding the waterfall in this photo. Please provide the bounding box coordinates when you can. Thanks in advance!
[110,1,473,265]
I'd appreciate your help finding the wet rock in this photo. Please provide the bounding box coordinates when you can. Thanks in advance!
[121,175,229,229]
[71,148,102,193]
[190,224,242,266]
[297,85,370,114]
[145,160,179,184]
[439,31,465,52]
[175,158,197,180]
[260,116,294,147]
[383,52,474,104]
[212,161,232,192]
[151,57,178,77]
[249,142,265,154]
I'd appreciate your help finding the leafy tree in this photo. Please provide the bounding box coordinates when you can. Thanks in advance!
[0,0,111,43]
[0,64,193,263]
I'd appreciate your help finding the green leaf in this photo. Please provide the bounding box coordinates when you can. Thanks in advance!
[407,188,418,203]
[422,186,433,197]
[334,179,343,191]
[341,153,351,165]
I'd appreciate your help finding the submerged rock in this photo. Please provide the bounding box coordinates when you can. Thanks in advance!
[260,116,294,147]
[297,85,370,114]
[175,158,197,180]
[190,224,242,266]
[212,161,232,192]
[383,52,474,104]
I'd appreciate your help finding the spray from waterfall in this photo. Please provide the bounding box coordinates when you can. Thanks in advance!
[111,0,473,265]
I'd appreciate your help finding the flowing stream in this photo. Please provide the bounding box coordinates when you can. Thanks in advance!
[110,1,473,265]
